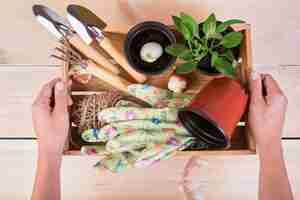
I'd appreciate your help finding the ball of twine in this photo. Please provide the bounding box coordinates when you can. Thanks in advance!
[71,90,122,134]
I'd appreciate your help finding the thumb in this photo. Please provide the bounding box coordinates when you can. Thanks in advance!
[53,81,68,115]
[249,71,264,104]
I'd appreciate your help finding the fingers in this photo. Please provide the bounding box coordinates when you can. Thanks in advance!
[33,78,60,108]
[67,79,73,106]
[68,95,73,106]
[263,74,287,105]
[53,81,69,115]
[249,71,265,104]
[263,74,283,96]
[33,77,73,115]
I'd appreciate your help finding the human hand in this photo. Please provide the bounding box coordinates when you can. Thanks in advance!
[32,78,72,156]
[248,72,288,149]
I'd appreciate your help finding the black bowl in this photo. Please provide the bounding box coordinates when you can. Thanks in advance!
[124,21,177,75]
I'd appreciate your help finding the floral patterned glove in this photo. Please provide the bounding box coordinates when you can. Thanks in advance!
[127,84,193,108]
[80,84,207,173]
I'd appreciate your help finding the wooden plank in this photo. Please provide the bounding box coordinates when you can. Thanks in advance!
[0,66,58,138]
[0,140,299,199]
[256,65,300,138]
[1,0,300,65]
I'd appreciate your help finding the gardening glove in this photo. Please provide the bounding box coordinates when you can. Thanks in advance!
[80,106,197,173]
[81,83,193,143]
[80,84,207,173]
[81,133,194,173]
[127,84,193,108]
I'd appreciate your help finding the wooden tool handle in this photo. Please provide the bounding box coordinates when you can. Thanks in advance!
[68,34,120,75]
[60,45,70,83]
[100,37,147,83]
[86,60,132,93]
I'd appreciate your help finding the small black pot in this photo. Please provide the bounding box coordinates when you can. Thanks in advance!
[196,23,241,76]
[124,21,177,75]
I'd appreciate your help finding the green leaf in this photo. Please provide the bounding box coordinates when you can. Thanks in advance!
[192,39,202,50]
[222,49,235,62]
[222,32,243,48]
[172,15,192,41]
[203,13,217,38]
[216,19,245,33]
[176,62,198,74]
[211,52,219,66]
[232,59,239,69]
[179,50,194,61]
[172,16,183,33]
[181,24,193,41]
[210,32,223,40]
[165,44,194,61]
[213,56,236,77]
[180,12,199,38]
[195,51,208,62]
[165,43,189,56]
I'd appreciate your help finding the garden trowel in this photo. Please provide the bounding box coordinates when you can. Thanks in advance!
[32,4,120,75]
[67,4,147,83]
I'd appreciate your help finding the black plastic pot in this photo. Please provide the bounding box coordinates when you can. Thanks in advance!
[124,21,177,75]
[178,110,227,148]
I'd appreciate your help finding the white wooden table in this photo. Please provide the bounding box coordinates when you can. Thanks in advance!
[0,1,299,199]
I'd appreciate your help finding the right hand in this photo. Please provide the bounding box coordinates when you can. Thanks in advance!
[248,72,288,148]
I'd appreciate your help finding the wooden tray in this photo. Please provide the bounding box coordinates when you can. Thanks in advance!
[62,24,255,156]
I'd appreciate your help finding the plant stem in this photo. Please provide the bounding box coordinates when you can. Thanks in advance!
[214,42,222,48]
[187,40,192,50]
[204,39,208,49]
[210,39,215,49]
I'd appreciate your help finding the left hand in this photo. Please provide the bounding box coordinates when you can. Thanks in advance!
[32,78,72,156]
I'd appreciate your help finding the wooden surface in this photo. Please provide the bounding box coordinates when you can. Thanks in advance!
[0,66,58,138]
[0,1,299,199]
[0,140,299,200]
[1,0,300,65]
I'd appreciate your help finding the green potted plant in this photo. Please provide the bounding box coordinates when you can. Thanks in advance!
[166,13,245,77]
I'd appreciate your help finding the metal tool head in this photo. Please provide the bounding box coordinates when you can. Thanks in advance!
[67,4,107,45]
[33,4,70,40]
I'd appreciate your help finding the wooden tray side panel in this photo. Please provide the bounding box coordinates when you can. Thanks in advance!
[239,25,256,153]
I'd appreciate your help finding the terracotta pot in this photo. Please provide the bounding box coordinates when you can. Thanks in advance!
[178,77,248,148]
